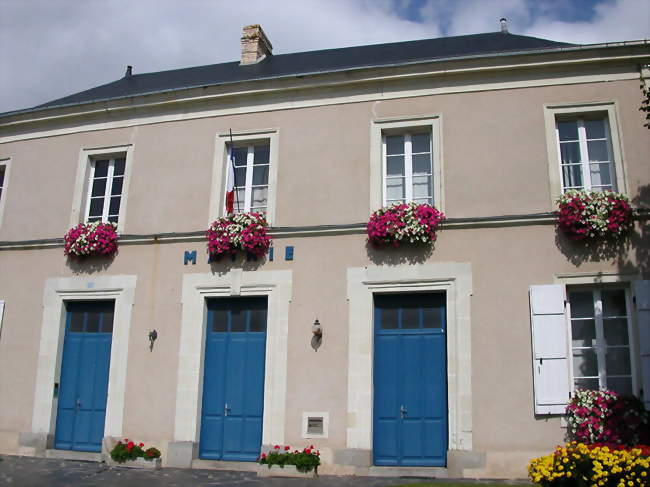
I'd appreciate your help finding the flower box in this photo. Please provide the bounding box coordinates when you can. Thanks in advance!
[106,456,161,470]
[367,202,445,247]
[64,221,118,258]
[556,190,632,240]
[206,212,271,259]
[257,464,316,478]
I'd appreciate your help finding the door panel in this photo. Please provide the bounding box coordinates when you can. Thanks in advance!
[200,297,267,461]
[373,293,448,466]
[55,301,114,452]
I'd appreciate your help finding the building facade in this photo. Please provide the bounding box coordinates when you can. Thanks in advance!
[0,25,648,478]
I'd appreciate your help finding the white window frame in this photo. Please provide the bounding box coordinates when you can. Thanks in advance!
[566,286,637,395]
[70,145,134,233]
[84,156,126,224]
[370,115,443,212]
[543,102,627,205]
[0,157,11,230]
[223,142,270,214]
[209,129,279,225]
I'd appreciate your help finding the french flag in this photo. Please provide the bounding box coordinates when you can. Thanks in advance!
[225,146,235,214]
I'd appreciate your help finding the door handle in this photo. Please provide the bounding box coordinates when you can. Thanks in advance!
[400,405,407,419]
[76,398,82,410]
[224,403,230,417]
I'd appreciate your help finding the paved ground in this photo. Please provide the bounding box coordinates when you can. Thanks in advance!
[0,455,513,487]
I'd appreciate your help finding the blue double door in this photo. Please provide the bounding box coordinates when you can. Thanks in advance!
[55,301,114,452]
[200,297,267,461]
[373,293,448,466]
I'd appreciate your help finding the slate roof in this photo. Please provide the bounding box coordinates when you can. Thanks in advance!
[28,32,574,112]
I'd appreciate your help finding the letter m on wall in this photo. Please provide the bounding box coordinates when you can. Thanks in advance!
[529,285,570,415]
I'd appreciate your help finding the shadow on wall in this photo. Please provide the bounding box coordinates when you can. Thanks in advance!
[209,252,266,275]
[66,255,115,275]
[554,184,650,279]
[366,241,434,266]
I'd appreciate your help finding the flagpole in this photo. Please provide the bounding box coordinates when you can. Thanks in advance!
[229,129,241,214]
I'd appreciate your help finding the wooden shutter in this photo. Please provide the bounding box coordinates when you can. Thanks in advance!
[633,280,650,410]
[530,285,570,415]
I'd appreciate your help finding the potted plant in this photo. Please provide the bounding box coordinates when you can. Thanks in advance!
[64,221,119,258]
[107,438,162,469]
[556,190,633,240]
[367,202,445,247]
[257,445,321,478]
[206,212,271,259]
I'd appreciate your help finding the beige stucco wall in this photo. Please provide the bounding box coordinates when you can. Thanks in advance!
[0,71,648,478]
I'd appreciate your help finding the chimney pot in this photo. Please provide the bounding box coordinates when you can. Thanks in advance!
[240,24,273,65]
[500,18,508,34]
[124,65,133,78]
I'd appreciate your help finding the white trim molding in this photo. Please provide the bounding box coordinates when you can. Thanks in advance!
[209,129,279,225]
[346,262,473,455]
[370,115,444,213]
[31,275,137,440]
[543,102,628,206]
[69,145,135,233]
[173,269,292,449]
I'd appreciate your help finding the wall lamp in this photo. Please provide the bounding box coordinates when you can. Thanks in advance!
[311,319,322,351]
[148,329,158,352]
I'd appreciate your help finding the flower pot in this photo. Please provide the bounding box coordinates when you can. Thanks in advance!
[106,457,161,470]
[257,464,316,478]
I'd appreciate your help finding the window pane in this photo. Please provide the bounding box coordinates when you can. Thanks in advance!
[91,178,107,197]
[249,308,267,332]
[562,164,583,189]
[254,145,270,165]
[559,142,581,163]
[602,289,627,317]
[386,135,404,155]
[585,119,606,139]
[412,153,431,175]
[606,377,632,396]
[573,349,598,377]
[234,188,245,212]
[234,167,246,185]
[558,121,578,141]
[89,197,104,217]
[587,140,608,162]
[413,197,432,205]
[574,378,599,390]
[569,292,594,318]
[111,177,123,196]
[386,177,405,200]
[211,309,228,332]
[252,187,268,208]
[422,295,444,328]
[0,167,5,187]
[86,311,100,333]
[88,216,102,223]
[113,158,126,176]
[589,163,611,187]
[232,147,248,166]
[252,165,268,185]
[94,160,109,178]
[101,310,114,333]
[411,133,431,153]
[603,318,629,346]
[109,196,121,216]
[379,307,398,329]
[231,308,245,332]
[107,215,118,223]
[401,306,419,329]
[606,349,631,375]
[412,175,431,199]
[571,319,596,347]
[386,155,404,176]
[70,312,84,332]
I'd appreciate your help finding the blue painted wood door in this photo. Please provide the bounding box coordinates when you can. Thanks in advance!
[373,293,448,466]
[200,297,267,461]
[55,301,114,452]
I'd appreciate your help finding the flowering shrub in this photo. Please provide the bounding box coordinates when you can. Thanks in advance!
[110,438,161,463]
[258,444,321,473]
[64,221,119,257]
[566,389,649,446]
[556,190,632,240]
[206,212,271,259]
[528,442,649,487]
[367,202,445,247]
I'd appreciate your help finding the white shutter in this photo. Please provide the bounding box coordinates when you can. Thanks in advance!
[530,285,570,415]
[633,280,650,410]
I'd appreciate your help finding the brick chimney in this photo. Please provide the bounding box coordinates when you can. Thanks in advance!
[240,24,273,65]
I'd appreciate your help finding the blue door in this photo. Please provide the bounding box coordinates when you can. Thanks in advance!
[55,301,114,452]
[200,297,267,461]
[373,293,448,466]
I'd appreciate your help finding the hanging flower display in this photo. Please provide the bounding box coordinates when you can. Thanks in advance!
[206,212,271,259]
[64,221,119,257]
[367,202,445,247]
[556,190,632,240]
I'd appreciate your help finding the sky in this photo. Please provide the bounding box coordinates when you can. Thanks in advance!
[0,0,648,114]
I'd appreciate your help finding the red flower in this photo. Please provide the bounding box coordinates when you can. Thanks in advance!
[284,446,290,451]
[127,441,134,449]
[124,438,129,442]
[305,448,311,454]
[139,443,144,448]
[274,445,280,449]
[261,453,266,459]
